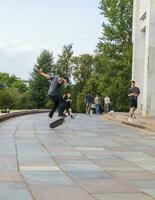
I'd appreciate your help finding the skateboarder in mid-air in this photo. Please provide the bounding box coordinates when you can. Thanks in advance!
[37,69,69,119]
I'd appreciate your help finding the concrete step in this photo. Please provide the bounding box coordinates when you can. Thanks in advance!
[102,113,155,132]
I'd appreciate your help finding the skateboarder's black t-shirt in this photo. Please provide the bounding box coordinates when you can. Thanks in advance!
[48,76,62,97]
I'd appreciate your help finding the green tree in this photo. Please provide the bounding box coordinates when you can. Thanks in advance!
[70,54,95,112]
[98,0,133,62]
[56,44,73,78]
[73,54,94,84]
[0,73,27,91]
[29,49,54,108]
[11,80,27,93]
[0,72,29,110]
[95,0,133,111]
[0,88,18,109]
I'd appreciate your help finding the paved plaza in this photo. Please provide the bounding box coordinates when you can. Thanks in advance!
[0,113,155,200]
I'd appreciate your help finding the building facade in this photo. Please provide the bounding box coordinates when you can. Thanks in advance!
[132,0,155,116]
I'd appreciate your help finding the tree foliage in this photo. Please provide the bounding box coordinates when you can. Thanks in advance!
[56,44,73,78]
[29,50,54,108]
[73,54,94,84]
[0,0,133,113]
[0,72,29,109]
[95,0,133,111]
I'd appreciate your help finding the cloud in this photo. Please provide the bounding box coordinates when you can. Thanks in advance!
[0,42,8,48]
[0,41,46,56]
[0,40,63,79]
[0,41,43,79]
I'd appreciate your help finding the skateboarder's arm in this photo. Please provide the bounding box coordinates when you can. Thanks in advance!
[38,69,50,79]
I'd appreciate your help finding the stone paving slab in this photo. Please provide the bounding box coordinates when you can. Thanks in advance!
[78,179,139,193]
[0,172,23,181]
[129,180,155,189]
[0,182,33,200]
[30,185,96,200]
[59,160,104,172]
[108,170,155,180]
[141,189,155,198]
[94,193,154,200]
[1,113,155,199]
[66,170,111,180]
[22,171,75,186]
[0,189,33,200]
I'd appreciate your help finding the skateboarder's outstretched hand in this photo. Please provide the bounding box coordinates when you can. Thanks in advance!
[38,69,50,79]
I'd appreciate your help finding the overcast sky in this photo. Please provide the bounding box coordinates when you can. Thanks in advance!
[0,0,103,80]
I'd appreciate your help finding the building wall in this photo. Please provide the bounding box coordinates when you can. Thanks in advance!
[132,0,155,116]
[145,0,155,116]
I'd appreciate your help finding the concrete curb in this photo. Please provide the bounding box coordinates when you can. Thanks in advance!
[0,109,49,123]
[102,114,155,132]
[121,121,146,129]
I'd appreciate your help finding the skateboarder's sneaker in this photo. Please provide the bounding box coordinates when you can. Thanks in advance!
[50,117,64,128]
[49,112,53,118]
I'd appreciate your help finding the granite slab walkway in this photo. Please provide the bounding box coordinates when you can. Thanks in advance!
[0,113,155,200]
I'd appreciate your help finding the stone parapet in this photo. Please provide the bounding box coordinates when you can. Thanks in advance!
[0,109,49,123]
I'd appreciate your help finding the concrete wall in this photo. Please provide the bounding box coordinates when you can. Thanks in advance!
[132,0,155,116]
[144,0,155,116]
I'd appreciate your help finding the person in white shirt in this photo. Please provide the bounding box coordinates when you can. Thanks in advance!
[104,96,110,113]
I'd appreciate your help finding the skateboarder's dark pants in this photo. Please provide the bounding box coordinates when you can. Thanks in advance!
[49,95,66,117]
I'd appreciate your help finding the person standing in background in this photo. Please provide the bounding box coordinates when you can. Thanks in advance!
[84,93,93,114]
[94,94,101,115]
[104,96,110,113]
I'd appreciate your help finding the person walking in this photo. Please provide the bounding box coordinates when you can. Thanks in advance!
[104,96,110,113]
[94,94,101,115]
[38,69,69,118]
[128,80,140,118]
[84,93,93,114]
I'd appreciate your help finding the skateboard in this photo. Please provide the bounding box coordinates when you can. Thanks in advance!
[49,117,64,128]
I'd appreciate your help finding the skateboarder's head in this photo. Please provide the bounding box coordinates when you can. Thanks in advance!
[62,76,69,84]
[57,76,69,85]
[58,77,63,84]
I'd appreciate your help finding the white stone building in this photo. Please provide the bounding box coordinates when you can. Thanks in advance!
[132,0,155,116]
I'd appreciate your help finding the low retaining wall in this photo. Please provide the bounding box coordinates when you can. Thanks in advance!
[0,110,49,123]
